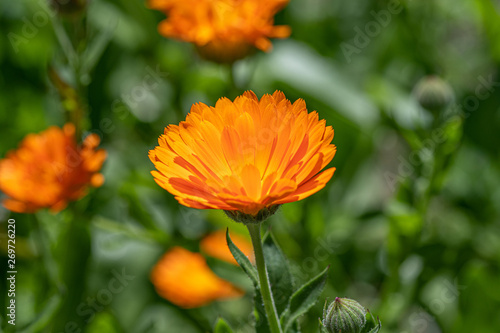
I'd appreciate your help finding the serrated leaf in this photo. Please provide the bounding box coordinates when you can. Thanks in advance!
[226,229,258,286]
[281,266,329,332]
[214,317,234,333]
[227,229,273,333]
[262,231,294,315]
[361,311,382,333]
[253,288,272,333]
[288,321,301,333]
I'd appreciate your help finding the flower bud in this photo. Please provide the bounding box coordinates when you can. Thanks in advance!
[224,205,280,224]
[413,75,454,113]
[322,297,367,333]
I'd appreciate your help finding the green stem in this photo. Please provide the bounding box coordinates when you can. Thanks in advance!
[227,64,239,99]
[246,223,283,333]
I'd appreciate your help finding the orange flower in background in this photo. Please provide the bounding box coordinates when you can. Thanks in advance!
[151,246,243,308]
[148,0,291,63]
[149,90,336,220]
[201,230,254,265]
[0,124,106,213]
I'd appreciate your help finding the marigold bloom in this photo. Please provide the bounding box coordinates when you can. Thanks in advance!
[201,230,254,265]
[151,246,243,308]
[149,90,336,219]
[148,0,291,63]
[0,124,106,213]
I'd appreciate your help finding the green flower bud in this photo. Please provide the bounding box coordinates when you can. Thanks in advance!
[413,75,454,113]
[322,297,367,333]
[224,205,280,224]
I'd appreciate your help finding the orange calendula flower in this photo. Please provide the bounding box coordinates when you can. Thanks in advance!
[151,246,243,308]
[148,0,291,63]
[0,124,106,213]
[149,90,336,222]
[201,230,254,265]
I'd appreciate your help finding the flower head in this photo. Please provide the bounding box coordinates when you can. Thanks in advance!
[200,230,254,264]
[151,246,243,308]
[322,297,366,333]
[0,124,106,213]
[149,90,336,221]
[321,297,382,333]
[413,75,454,113]
[148,0,291,63]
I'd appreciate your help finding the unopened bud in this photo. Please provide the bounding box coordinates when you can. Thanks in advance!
[322,297,366,333]
[320,297,382,333]
[413,75,454,113]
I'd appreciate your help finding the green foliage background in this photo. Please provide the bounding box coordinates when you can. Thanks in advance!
[1,0,500,332]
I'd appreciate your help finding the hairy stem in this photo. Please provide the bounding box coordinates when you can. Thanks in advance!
[247,223,283,333]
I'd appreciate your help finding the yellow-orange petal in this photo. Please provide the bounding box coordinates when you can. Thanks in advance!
[270,25,292,38]
[276,167,336,205]
[150,91,336,219]
[0,124,107,213]
[150,247,243,308]
[148,0,291,63]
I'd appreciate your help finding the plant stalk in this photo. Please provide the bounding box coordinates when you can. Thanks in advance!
[247,223,283,333]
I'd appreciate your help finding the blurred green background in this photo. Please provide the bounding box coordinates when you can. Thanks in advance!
[1,0,500,332]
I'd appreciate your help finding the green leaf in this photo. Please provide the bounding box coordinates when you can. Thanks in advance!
[226,229,258,286]
[288,321,301,333]
[361,310,382,333]
[281,266,329,332]
[214,317,234,333]
[262,231,294,316]
[253,288,272,333]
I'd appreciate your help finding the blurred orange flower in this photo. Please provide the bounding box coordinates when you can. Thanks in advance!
[0,124,106,213]
[149,90,336,219]
[148,0,291,63]
[151,246,243,308]
[201,230,254,265]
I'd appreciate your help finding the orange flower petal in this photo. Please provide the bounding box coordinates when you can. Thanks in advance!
[150,91,336,218]
[0,124,107,213]
[200,230,254,265]
[276,167,336,204]
[150,247,243,308]
[148,0,290,62]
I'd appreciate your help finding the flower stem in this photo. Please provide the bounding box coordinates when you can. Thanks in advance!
[227,64,239,99]
[246,223,283,333]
